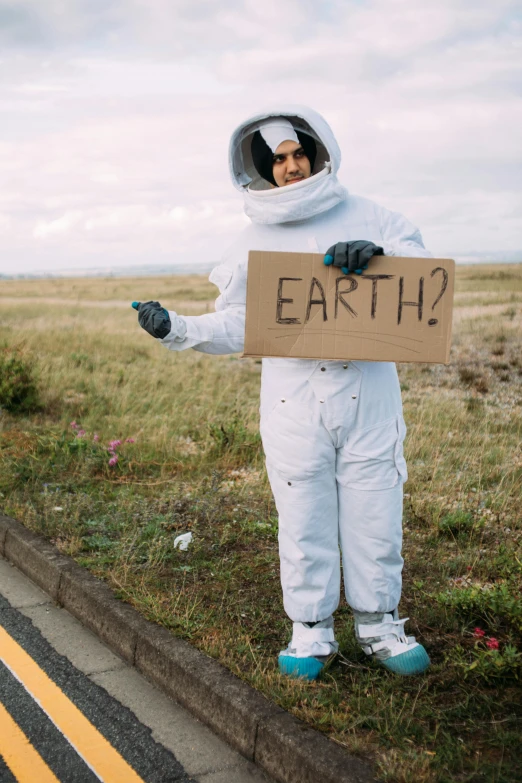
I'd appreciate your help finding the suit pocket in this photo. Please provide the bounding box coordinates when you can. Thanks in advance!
[337,415,408,490]
[260,399,330,481]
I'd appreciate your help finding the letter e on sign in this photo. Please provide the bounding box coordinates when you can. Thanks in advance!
[276,278,302,324]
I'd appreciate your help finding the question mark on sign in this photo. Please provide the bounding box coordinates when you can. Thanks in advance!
[428,267,449,326]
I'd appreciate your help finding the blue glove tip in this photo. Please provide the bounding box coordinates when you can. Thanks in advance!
[324,255,334,266]
[131,301,140,310]
[341,267,349,275]
[355,269,363,275]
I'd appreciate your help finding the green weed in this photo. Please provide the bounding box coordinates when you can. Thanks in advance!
[0,344,41,413]
[437,510,477,537]
[437,582,522,635]
[208,416,263,466]
[449,642,522,683]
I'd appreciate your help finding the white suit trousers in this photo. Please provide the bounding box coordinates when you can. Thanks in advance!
[260,359,407,622]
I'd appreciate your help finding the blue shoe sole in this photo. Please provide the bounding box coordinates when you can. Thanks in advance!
[278,654,325,681]
[379,645,430,675]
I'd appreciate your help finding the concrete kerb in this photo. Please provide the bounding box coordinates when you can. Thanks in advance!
[256,711,376,783]
[0,514,10,555]
[0,514,377,783]
[1,514,75,601]
[57,566,147,664]
[135,623,282,760]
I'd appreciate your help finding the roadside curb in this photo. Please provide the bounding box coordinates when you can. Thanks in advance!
[0,513,376,783]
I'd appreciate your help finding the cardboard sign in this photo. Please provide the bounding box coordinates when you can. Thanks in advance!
[244,251,455,363]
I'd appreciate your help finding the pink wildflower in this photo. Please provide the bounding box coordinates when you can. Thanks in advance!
[70,421,79,429]
[108,455,119,467]
[125,438,135,444]
[76,430,86,438]
[93,434,99,442]
[486,638,499,650]
[473,628,485,638]
[109,439,122,450]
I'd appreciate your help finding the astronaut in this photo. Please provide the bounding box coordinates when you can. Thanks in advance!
[134,106,431,680]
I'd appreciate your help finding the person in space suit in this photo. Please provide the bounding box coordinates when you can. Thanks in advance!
[133,106,431,680]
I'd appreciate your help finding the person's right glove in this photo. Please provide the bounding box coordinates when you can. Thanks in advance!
[132,301,172,339]
[324,240,384,275]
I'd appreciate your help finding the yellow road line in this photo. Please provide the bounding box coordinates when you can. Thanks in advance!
[0,626,145,783]
[0,700,60,783]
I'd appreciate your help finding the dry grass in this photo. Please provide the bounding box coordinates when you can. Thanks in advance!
[1,264,521,783]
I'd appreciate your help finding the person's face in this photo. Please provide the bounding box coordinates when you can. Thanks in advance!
[272,140,311,187]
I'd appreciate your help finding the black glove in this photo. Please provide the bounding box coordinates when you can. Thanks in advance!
[132,301,171,339]
[324,240,384,275]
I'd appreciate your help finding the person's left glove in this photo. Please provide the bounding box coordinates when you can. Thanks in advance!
[324,240,384,275]
[132,301,172,339]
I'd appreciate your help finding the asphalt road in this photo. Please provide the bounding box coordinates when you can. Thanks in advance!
[0,557,272,783]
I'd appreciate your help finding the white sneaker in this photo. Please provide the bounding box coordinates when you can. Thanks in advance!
[354,610,430,676]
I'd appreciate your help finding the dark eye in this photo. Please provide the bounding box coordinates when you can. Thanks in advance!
[273,155,284,164]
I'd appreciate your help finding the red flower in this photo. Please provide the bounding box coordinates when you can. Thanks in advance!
[473,628,485,638]
[486,638,499,650]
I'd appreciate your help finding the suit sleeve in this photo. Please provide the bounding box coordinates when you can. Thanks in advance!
[160,257,247,355]
[378,205,432,258]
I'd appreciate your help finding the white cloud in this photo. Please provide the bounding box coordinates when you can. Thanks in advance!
[33,210,83,237]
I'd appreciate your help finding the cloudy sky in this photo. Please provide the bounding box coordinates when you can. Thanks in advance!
[1,0,521,274]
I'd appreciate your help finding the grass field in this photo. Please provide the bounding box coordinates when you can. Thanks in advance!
[1,265,521,783]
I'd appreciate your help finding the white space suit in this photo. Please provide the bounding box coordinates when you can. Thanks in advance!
[160,106,431,677]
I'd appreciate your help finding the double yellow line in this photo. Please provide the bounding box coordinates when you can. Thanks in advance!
[0,700,59,783]
[0,626,145,782]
